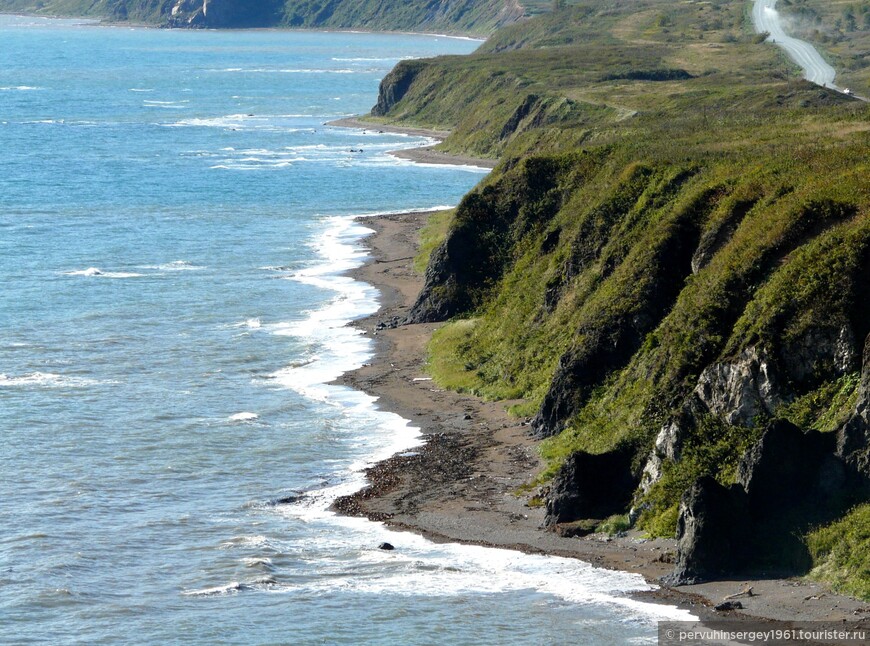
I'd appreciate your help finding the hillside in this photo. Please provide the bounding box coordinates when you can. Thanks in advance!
[0,0,526,33]
[363,0,870,597]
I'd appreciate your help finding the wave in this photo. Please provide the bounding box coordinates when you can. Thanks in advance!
[140,260,205,271]
[64,267,144,278]
[0,85,42,91]
[181,577,277,597]
[208,68,367,74]
[0,372,102,388]
[228,412,259,422]
[164,114,314,131]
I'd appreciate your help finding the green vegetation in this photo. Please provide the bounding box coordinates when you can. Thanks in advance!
[596,513,631,535]
[807,504,870,599]
[414,209,455,274]
[778,373,862,432]
[637,417,763,536]
[14,0,870,600]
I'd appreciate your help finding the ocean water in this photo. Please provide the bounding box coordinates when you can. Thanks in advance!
[0,15,692,644]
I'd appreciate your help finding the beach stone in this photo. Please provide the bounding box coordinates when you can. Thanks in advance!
[714,600,743,612]
[378,542,395,551]
[545,447,637,526]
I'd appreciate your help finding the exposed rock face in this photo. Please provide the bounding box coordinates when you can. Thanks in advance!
[781,324,857,388]
[737,419,837,515]
[838,333,870,486]
[668,476,749,585]
[642,328,860,494]
[372,61,428,117]
[669,420,848,583]
[640,415,689,494]
[545,448,637,526]
[694,346,781,427]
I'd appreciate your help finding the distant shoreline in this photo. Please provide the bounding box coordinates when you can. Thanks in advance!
[327,117,497,169]
[0,11,488,40]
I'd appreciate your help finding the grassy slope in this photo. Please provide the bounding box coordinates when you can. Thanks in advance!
[388,1,870,596]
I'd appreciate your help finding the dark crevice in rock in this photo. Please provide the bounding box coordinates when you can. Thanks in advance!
[545,447,638,526]
[669,420,857,584]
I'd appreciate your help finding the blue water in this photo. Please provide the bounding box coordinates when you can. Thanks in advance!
[0,15,690,645]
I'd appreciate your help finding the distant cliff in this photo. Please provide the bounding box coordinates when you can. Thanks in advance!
[0,0,524,33]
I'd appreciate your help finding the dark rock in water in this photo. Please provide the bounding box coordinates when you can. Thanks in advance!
[667,476,749,585]
[714,600,743,612]
[273,493,304,505]
[545,447,637,526]
[737,419,837,517]
[378,542,395,551]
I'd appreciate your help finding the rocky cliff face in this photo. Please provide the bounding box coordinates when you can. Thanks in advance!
[372,62,429,118]
[838,334,870,486]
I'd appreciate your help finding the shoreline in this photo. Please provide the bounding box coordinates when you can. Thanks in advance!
[0,12,489,40]
[331,209,870,625]
[327,118,498,169]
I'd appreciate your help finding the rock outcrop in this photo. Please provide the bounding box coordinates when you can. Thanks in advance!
[372,61,428,117]
[669,420,849,583]
[667,476,749,585]
[693,346,782,427]
[545,448,637,526]
[838,333,870,489]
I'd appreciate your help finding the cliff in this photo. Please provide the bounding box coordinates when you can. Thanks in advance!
[366,1,870,597]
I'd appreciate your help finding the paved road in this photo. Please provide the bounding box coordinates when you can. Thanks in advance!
[752,0,838,89]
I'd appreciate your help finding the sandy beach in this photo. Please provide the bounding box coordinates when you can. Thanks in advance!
[332,209,870,625]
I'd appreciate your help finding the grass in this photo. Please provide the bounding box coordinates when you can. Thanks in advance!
[414,210,454,274]
[807,504,870,600]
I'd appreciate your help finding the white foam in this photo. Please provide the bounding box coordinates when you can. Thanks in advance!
[141,260,205,271]
[165,114,314,131]
[0,85,42,91]
[231,318,261,330]
[64,267,144,278]
[0,372,101,388]
[229,412,259,422]
[264,209,696,623]
[129,88,154,92]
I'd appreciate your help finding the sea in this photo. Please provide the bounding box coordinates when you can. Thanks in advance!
[0,14,693,645]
